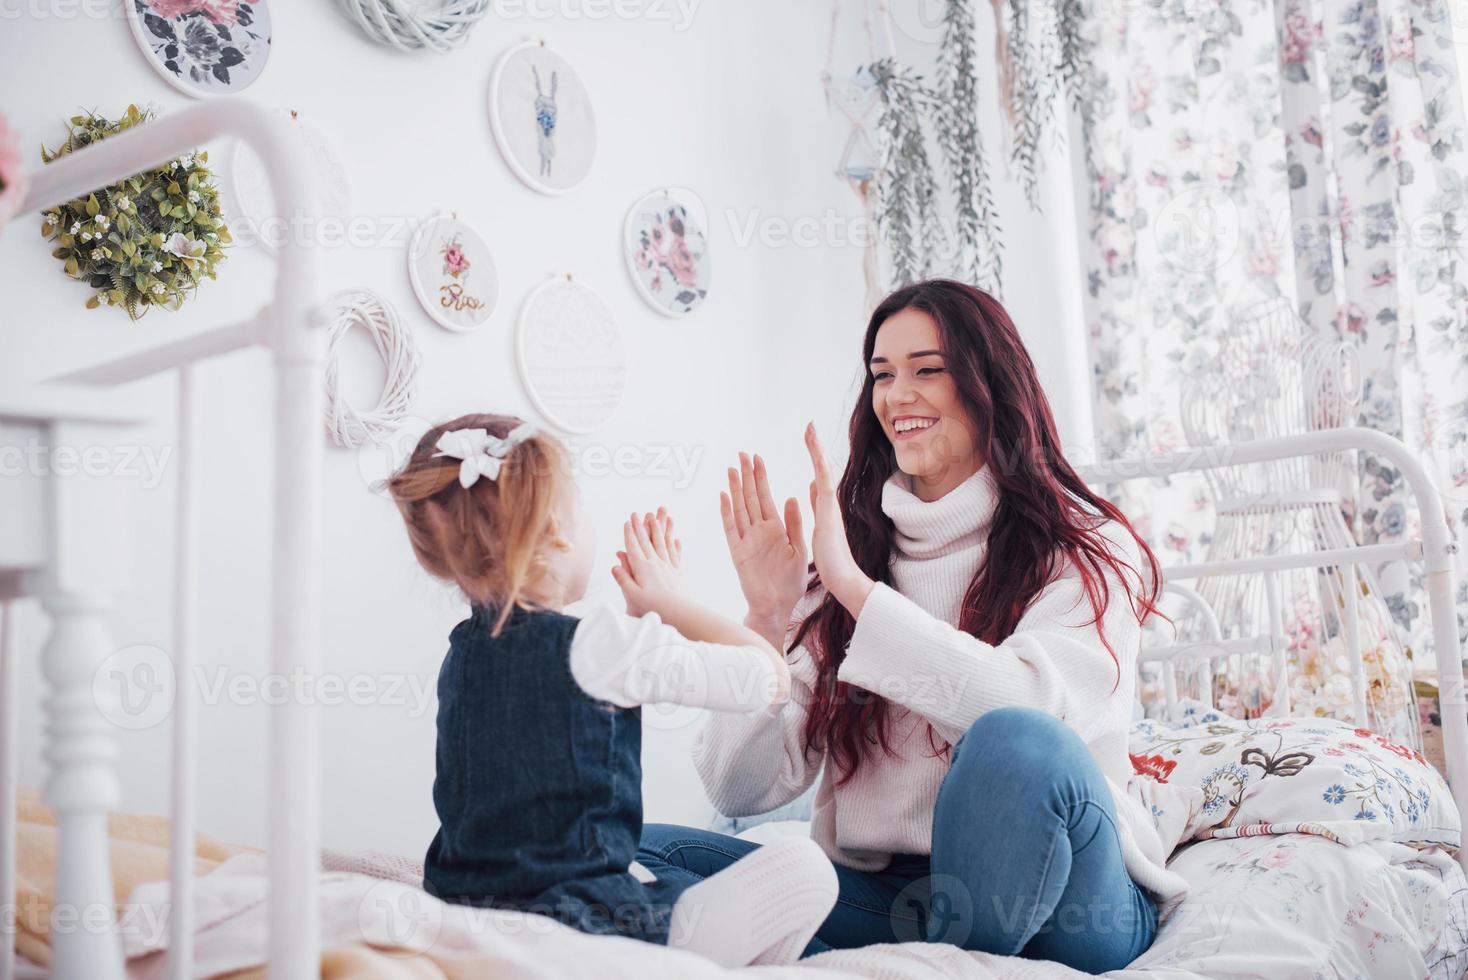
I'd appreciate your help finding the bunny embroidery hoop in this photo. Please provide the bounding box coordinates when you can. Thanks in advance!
[488,40,598,196]
[515,275,627,434]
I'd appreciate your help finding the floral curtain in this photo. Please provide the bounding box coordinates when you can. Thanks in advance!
[1076,0,1468,724]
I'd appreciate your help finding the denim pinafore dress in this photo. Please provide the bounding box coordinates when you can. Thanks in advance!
[422,605,687,943]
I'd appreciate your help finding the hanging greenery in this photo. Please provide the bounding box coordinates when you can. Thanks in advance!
[871,59,947,289]
[40,105,231,319]
[1001,0,1101,199]
[864,0,1096,296]
[936,0,1002,289]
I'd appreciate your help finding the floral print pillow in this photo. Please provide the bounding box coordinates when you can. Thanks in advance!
[1129,703,1458,850]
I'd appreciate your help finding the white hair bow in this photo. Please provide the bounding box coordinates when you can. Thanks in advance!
[433,422,539,488]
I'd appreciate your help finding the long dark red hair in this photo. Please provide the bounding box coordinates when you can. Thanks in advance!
[792,279,1163,784]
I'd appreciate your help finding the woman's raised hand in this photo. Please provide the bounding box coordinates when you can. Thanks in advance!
[720,452,808,631]
[804,423,874,616]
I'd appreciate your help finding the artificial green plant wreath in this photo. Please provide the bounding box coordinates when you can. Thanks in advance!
[40,104,230,319]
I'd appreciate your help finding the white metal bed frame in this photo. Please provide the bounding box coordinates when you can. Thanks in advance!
[3,101,326,980]
[0,103,1464,979]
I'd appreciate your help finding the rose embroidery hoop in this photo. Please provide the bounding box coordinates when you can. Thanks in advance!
[126,0,273,99]
[623,187,711,318]
[407,211,499,332]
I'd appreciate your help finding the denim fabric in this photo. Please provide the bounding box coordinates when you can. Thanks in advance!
[639,706,1157,972]
[424,605,685,943]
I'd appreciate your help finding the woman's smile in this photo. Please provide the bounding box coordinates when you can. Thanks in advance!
[891,414,940,440]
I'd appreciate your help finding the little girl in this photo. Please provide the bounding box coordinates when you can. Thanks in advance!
[386,413,838,966]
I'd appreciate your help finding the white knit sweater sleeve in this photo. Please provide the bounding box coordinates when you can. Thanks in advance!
[838,530,1145,745]
[569,603,784,712]
[690,591,826,817]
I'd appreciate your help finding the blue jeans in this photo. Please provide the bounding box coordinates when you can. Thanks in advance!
[638,706,1158,973]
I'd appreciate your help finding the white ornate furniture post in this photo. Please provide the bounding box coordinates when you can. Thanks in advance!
[0,392,143,980]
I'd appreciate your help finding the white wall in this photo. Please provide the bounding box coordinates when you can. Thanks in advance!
[0,0,1091,857]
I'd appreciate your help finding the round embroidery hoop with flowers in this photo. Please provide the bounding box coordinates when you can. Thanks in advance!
[127,0,272,98]
[40,105,231,319]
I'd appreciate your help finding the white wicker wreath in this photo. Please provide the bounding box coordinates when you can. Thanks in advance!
[324,289,421,449]
[337,0,492,53]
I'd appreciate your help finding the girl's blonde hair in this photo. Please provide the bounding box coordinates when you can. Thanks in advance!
[386,413,570,635]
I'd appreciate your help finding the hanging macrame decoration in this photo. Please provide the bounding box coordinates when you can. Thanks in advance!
[623,188,710,317]
[406,212,499,331]
[821,0,891,310]
[516,275,626,434]
[126,0,273,98]
[488,40,597,196]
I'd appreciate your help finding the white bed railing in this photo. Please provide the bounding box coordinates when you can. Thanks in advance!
[1076,426,1468,873]
[6,100,327,979]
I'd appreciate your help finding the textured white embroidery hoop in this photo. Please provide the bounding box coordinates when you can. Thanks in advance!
[515,276,626,434]
[225,109,352,256]
[407,212,499,332]
[125,0,273,99]
[622,187,712,318]
[487,39,598,197]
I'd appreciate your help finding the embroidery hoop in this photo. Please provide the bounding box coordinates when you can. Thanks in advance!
[125,0,273,100]
[406,211,499,332]
[323,289,420,449]
[515,275,627,434]
[225,108,352,256]
[622,187,711,318]
[487,39,597,197]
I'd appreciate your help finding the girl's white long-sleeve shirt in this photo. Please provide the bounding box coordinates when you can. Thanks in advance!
[690,465,1192,918]
[568,603,785,712]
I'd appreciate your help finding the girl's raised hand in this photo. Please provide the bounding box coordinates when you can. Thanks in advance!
[720,452,808,629]
[612,507,683,617]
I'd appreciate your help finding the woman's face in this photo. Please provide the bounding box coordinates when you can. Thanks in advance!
[869,307,982,501]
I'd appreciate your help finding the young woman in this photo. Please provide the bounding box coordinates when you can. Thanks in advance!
[636,280,1190,972]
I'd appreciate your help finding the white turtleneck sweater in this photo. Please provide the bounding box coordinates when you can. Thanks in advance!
[691,465,1192,919]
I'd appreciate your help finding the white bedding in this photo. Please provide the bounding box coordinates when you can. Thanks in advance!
[20,824,1463,979]
[1108,834,1468,980]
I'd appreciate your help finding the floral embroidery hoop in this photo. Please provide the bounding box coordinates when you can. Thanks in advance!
[515,275,626,434]
[126,0,272,99]
[406,212,499,332]
[487,40,597,196]
[623,188,711,318]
